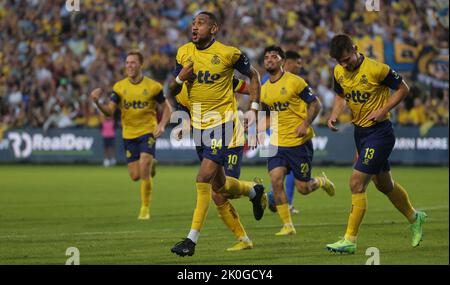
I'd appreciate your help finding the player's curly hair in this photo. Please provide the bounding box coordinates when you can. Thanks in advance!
[264,45,285,59]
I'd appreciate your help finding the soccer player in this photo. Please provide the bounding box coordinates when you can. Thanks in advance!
[90,51,172,220]
[171,77,256,251]
[326,34,427,254]
[267,50,303,215]
[258,46,335,236]
[170,11,266,257]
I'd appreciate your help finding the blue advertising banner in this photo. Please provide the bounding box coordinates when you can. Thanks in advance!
[0,126,448,165]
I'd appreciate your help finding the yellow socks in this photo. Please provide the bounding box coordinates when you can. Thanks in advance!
[217,201,247,240]
[386,182,416,223]
[344,193,367,242]
[276,203,293,226]
[217,176,254,197]
[140,178,152,207]
[315,176,325,188]
[191,183,212,231]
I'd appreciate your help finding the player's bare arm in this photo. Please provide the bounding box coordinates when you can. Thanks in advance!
[328,95,346,132]
[367,81,410,122]
[295,97,322,137]
[90,88,116,117]
[154,100,173,138]
[243,66,261,131]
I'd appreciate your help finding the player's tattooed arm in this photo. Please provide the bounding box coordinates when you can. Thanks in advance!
[90,88,116,117]
[367,80,409,122]
[295,96,322,137]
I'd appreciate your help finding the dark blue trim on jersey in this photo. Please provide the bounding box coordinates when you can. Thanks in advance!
[380,68,403,90]
[333,76,344,95]
[232,77,239,90]
[196,39,216,50]
[299,86,317,104]
[110,91,120,103]
[233,53,252,77]
[155,90,166,104]
[172,62,183,77]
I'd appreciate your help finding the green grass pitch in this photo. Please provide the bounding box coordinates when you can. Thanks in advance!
[0,165,448,265]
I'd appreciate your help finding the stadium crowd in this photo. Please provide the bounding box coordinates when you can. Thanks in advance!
[0,0,448,134]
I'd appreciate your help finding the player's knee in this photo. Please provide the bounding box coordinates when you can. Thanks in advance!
[271,179,283,193]
[212,192,227,206]
[349,179,366,193]
[130,173,140,181]
[196,173,213,183]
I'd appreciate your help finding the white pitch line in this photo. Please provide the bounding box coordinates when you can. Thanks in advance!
[0,205,447,240]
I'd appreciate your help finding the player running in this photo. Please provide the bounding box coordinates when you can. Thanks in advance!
[258,46,335,236]
[91,51,172,220]
[170,11,266,257]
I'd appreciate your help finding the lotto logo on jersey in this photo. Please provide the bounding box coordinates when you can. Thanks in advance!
[344,91,371,104]
[196,70,221,84]
[269,102,289,111]
[123,100,149,109]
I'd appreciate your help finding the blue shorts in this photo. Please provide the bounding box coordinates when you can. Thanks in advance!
[123,133,156,164]
[354,120,395,175]
[267,140,314,182]
[196,146,243,179]
[193,122,235,164]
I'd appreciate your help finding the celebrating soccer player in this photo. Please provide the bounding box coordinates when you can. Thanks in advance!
[169,11,266,257]
[258,46,335,236]
[326,34,427,254]
[90,51,172,220]
[170,76,258,252]
[266,50,304,215]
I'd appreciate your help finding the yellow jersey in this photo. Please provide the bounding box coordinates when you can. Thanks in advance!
[261,72,317,147]
[333,55,403,127]
[175,77,246,111]
[110,76,165,139]
[175,78,247,148]
[174,40,252,130]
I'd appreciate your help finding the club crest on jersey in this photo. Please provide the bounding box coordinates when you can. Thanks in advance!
[338,76,344,84]
[360,74,368,85]
[143,89,149,96]
[280,87,287,96]
[211,55,220,65]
